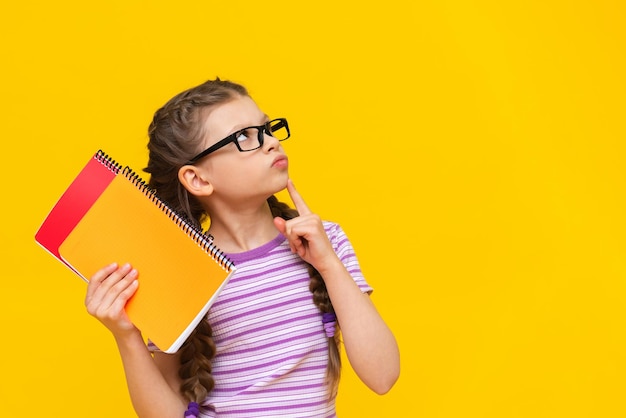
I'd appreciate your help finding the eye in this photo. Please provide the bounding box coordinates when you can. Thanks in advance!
[235,129,254,143]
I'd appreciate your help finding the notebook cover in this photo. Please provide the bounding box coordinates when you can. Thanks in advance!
[35,153,118,276]
[58,173,233,353]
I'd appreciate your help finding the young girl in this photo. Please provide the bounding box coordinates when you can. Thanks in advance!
[84,78,400,417]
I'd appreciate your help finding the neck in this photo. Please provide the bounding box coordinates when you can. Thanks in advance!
[207,201,279,253]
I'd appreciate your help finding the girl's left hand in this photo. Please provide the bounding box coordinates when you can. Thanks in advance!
[273,179,338,271]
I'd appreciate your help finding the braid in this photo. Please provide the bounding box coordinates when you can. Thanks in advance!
[145,78,342,412]
[178,317,216,404]
[267,195,298,219]
[308,264,342,397]
[267,196,342,397]
[142,78,249,411]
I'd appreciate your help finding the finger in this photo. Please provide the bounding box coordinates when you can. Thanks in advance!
[287,179,312,215]
[273,216,287,236]
[86,263,134,312]
[95,277,138,319]
[274,217,299,253]
[85,262,119,303]
[106,267,138,301]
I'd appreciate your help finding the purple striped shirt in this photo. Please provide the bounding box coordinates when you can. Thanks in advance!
[156,222,372,417]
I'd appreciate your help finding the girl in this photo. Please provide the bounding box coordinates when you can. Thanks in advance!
[85,78,400,417]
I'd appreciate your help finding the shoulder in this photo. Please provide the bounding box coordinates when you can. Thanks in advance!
[322,220,339,232]
[322,221,354,251]
[322,220,345,240]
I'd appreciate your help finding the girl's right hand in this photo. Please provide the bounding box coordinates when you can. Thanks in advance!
[85,262,140,337]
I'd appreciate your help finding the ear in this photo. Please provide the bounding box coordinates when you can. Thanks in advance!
[178,165,214,197]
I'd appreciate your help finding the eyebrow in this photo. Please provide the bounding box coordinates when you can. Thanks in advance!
[227,114,270,135]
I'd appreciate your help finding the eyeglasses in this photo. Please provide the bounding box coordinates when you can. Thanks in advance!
[186,118,290,164]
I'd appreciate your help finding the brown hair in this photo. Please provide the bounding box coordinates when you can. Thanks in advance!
[144,78,341,403]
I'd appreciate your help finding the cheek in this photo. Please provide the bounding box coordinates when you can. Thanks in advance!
[211,158,253,185]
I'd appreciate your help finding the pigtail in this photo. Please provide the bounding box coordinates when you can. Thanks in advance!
[308,264,342,397]
[178,317,216,404]
[267,194,298,220]
[143,78,253,416]
[267,195,342,397]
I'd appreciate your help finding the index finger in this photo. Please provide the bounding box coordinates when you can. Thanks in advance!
[287,179,312,215]
[85,262,118,300]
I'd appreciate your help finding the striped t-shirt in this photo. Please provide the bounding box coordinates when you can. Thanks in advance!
[194,221,372,417]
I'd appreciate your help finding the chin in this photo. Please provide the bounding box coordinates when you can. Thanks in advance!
[270,176,289,195]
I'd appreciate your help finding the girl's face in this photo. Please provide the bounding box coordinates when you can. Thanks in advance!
[195,95,290,205]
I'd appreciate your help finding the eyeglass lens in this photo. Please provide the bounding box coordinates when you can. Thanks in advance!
[236,120,289,151]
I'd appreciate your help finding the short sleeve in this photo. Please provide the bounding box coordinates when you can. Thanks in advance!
[147,339,160,353]
[324,221,373,295]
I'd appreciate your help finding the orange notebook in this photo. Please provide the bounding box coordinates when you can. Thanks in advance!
[36,150,235,353]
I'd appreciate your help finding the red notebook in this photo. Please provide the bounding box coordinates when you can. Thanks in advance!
[35,150,235,353]
[36,152,118,276]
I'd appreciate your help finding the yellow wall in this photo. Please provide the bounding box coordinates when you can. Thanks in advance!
[2,1,625,416]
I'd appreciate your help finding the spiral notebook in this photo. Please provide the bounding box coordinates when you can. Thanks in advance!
[35,150,236,353]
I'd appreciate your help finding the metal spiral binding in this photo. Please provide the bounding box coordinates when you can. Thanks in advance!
[120,165,234,271]
[95,149,122,174]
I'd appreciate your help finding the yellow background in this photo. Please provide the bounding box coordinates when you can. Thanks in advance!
[1,1,625,417]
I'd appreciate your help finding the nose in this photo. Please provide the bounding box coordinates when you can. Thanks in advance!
[261,130,281,152]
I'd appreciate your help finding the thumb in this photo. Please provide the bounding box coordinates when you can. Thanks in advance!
[273,216,287,236]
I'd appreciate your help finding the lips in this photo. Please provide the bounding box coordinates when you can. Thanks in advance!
[272,155,288,168]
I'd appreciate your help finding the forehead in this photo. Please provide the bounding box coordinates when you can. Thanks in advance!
[202,95,265,140]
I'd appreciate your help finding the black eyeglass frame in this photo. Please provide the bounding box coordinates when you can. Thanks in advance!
[186,118,290,164]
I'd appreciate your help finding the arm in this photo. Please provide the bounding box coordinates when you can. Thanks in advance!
[316,258,400,394]
[318,258,399,394]
[85,263,187,417]
[273,180,400,394]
